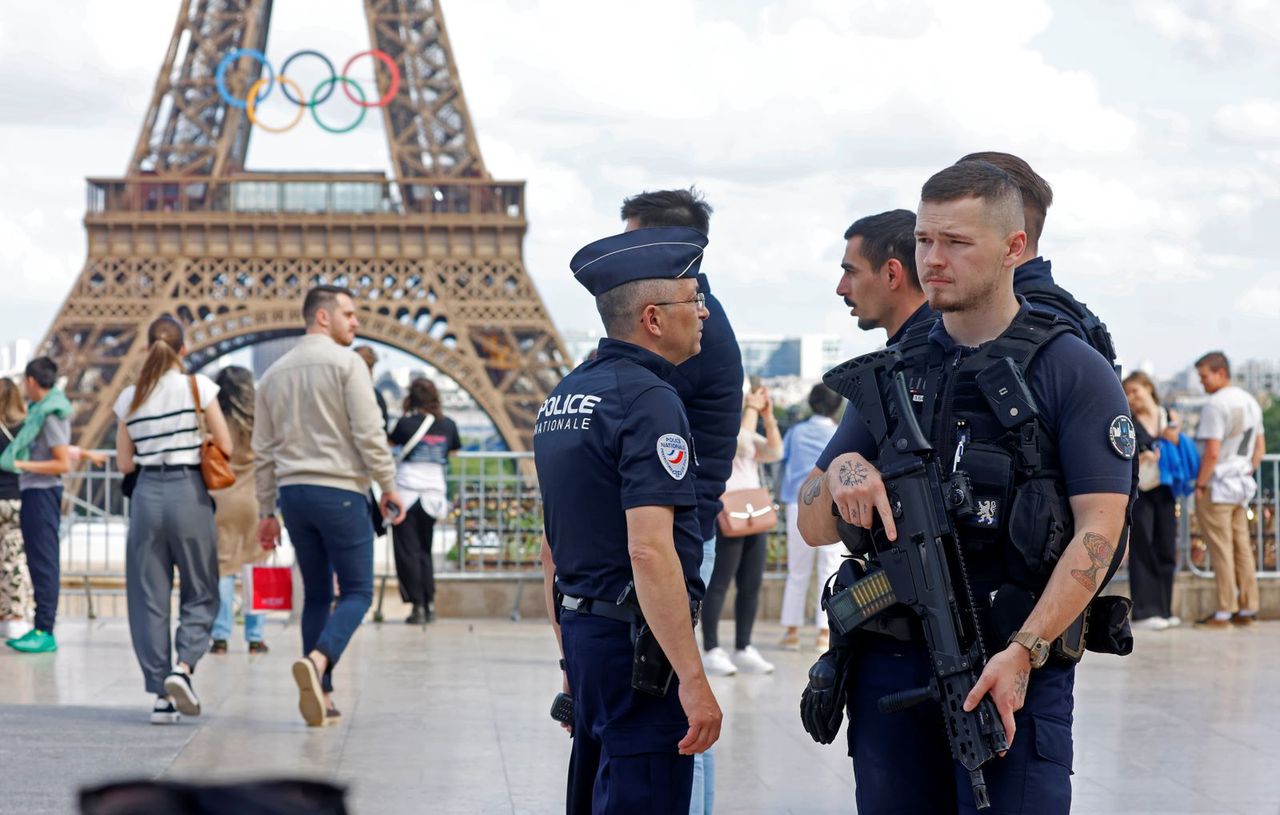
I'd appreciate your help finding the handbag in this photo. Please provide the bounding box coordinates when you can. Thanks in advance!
[243,556,294,612]
[189,375,236,490]
[717,486,778,538]
[1137,408,1165,493]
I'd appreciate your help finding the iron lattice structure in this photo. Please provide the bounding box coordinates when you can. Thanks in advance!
[43,0,570,453]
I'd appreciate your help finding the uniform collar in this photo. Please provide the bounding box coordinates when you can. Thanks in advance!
[596,338,678,379]
[928,297,1033,354]
[1014,256,1054,287]
[888,301,940,346]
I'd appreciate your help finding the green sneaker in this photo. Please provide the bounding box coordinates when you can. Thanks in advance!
[8,630,56,653]
[5,629,38,648]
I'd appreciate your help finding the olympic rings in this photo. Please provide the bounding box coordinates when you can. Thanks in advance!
[214,47,402,132]
[310,77,367,134]
[246,77,306,134]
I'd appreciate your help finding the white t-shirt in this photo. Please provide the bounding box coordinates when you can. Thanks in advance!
[1196,385,1263,505]
[114,371,219,467]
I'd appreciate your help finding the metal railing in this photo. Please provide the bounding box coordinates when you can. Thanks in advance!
[1180,454,1279,579]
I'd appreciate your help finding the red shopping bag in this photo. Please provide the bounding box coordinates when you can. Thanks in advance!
[244,562,293,612]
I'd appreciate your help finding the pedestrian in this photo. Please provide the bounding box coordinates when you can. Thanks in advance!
[797,160,1134,813]
[1,357,74,654]
[208,365,269,654]
[701,382,782,676]
[0,379,29,640]
[1193,351,1266,628]
[113,317,231,724]
[1123,371,1182,630]
[388,377,461,624]
[621,187,742,815]
[536,226,722,813]
[254,285,405,727]
[778,384,844,653]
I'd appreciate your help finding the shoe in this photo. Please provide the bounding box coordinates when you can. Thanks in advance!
[702,647,737,676]
[1196,614,1231,629]
[209,639,228,654]
[292,657,326,727]
[2,620,31,640]
[1165,616,1182,628]
[150,697,181,725]
[248,641,269,654]
[163,670,201,717]
[1231,612,1257,627]
[426,603,437,623]
[324,703,342,726]
[1132,617,1170,631]
[780,629,800,651]
[7,629,57,653]
[406,604,428,625]
[732,645,775,675]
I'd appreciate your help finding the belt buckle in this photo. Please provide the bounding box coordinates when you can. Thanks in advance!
[561,596,583,612]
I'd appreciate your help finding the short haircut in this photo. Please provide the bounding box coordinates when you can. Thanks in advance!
[1195,351,1231,377]
[1122,370,1160,406]
[620,188,713,234]
[844,209,921,290]
[24,357,58,390]
[921,160,1024,234]
[595,278,680,338]
[960,151,1053,247]
[807,383,843,418]
[302,285,354,325]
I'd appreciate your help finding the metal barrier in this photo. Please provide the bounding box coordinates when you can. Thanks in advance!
[1181,454,1279,579]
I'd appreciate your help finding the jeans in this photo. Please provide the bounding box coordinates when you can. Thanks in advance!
[280,485,374,693]
[19,487,61,633]
[690,536,716,815]
[211,574,265,643]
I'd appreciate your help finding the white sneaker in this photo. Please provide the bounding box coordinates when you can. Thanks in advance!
[150,697,181,725]
[702,647,737,676]
[1132,617,1170,631]
[0,620,31,640]
[1165,616,1182,627]
[732,645,775,674]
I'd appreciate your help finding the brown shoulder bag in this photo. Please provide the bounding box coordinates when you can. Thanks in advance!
[189,375,236,490]
[716,486,778,538]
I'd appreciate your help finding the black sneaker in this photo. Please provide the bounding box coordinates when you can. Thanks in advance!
[163,670,201,717]
[324,703,342,726]
[248,641,270,654]
[210,639,228,654]
[151,696,180,725]
[406,605,427,625]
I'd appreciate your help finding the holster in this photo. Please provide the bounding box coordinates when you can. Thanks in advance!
[616,581,679,697]
[1083,595,1134,656]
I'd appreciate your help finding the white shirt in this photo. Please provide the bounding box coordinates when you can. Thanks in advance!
[1196,385,1263,505]
[114,370,219,467]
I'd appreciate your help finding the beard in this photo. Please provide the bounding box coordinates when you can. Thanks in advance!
[927,266,1005,314]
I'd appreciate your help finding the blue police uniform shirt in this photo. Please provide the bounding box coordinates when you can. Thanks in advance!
[534,338,705,604]
[817,305,1134,497]
[1014,257,1091,341]
[815,301,939,472]
[666,273,744,541]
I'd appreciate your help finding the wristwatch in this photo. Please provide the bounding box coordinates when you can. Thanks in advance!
[1008,631,1051,669]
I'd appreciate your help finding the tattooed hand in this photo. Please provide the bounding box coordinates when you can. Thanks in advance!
[823,453,897,541]
[963,643,1034,753]
[1070,532,1114,593]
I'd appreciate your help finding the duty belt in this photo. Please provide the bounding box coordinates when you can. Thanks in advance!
[560,594,701,626]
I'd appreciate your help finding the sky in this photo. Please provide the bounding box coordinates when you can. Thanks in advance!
[0,0,1277,379]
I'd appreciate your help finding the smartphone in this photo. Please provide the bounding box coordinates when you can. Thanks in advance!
[550,692,574,726]
[384,500,402,519]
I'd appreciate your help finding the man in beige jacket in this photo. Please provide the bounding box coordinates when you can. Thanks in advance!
[255,284,406,726]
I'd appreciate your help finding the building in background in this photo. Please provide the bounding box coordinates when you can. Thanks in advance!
[0,339,33,378]
[738,334,842,381]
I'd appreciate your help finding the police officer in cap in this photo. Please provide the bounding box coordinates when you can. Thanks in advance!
[536,226,722,814]
[797,161,1134,813]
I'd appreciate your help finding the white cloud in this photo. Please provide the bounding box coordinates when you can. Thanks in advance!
[1132,0,1280,60]
[1237,283,1280,319]
[1213,99,1280,145]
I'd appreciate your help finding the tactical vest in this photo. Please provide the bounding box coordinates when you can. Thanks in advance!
[1017,278,1118,373]
[896,307,1074,597]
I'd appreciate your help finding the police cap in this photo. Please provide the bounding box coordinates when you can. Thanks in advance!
[570,227,708,296]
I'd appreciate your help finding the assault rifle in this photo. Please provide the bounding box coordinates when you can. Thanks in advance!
[821,349,1008,811]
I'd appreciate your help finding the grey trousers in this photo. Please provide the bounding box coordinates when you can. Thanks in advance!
[125,468,220,695]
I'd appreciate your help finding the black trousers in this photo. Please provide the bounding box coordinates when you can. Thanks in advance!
[392,501,437,606]
[1129,485,1178,620]
[701,532,767,651]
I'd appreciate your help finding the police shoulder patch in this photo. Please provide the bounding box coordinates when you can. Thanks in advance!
[1108,415,1136,460]
[656,433,690,480]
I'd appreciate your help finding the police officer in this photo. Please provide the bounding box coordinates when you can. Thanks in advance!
[797,161,1134,814]
[959,151,1119,368]
[536,227,722,814]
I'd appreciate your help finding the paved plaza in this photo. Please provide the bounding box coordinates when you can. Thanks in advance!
[0,616,1277,814]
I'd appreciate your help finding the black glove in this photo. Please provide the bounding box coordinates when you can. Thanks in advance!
[800,645,854,745]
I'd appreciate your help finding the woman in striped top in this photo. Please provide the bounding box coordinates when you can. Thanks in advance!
[114,316,232,725]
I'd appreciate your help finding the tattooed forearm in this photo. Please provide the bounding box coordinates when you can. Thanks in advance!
[1069,532,1113,593]
[800,476,823,506]
[837,460,869,488]
[1013,668,1029,706]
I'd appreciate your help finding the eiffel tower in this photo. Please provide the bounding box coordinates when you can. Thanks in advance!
[41,0,570,453]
